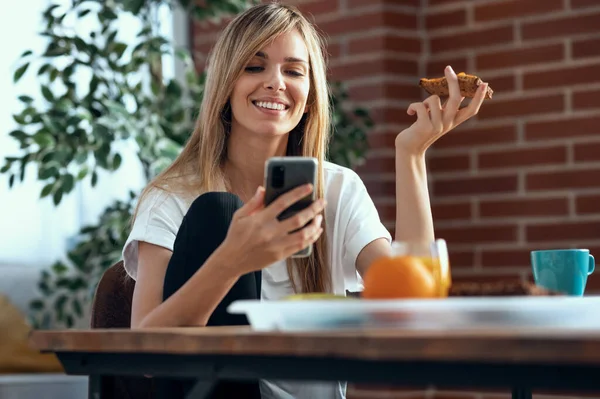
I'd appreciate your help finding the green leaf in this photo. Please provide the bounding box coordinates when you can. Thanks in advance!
[52,188,63,205]
[39,166,59,180]
[91,170,98,187]
[20,50,33,58]
[77,166,89,180]
[9,130,28,141]
[72,299,83,317]
[0,164,10,173]
[18,95,34,104]
[77,9,91,18]
[62,173,75,193]
[38,63,51,76]
[41,183,54,198]
[111,153,122,170]
[52,262,69,275]
[13,63,30,83]
[41,85,54,102]
[33,131,56,147]
[30,299,45,310]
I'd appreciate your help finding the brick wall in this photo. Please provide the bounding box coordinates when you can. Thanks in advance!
[191,0,600,398]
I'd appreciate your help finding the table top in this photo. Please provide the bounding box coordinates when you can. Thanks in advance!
[29,325,600,365]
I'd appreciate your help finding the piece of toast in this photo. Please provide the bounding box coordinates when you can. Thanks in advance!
[419,72,493,99]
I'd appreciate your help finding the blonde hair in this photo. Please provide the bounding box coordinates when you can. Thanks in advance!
[134,3,332,293]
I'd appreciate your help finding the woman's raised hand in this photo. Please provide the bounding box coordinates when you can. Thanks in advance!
[395,65,488,155]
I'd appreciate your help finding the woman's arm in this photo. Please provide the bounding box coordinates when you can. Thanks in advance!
[131,241,239,328]
[356,66,487,276]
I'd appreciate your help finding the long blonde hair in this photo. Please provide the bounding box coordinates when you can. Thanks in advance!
[134,3,332,293]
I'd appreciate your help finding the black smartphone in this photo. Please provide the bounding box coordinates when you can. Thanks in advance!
[264,156,318,258]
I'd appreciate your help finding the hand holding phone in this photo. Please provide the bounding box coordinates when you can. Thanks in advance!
[264,157,319,257]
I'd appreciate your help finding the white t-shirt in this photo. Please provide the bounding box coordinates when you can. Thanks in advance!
[122,161,392,399]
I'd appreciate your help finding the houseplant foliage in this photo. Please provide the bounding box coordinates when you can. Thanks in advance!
[3,0,373,328]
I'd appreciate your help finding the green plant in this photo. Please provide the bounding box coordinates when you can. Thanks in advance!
[4,0,374,329]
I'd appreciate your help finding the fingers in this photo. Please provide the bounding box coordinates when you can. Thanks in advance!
[407,102,428,119]
[423,95,443,133]
[278,198,326,234]
[455,82,488,126]
[443,65,462,125]
[263,183,314,221]
[283,214,323,254]
[233,186,265,219]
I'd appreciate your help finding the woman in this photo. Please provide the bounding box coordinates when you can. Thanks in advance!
[121,3,487,399]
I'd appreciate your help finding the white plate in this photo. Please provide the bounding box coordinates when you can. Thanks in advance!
[227,296,600,331]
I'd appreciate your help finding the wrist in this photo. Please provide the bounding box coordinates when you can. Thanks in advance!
[207,244,243,282]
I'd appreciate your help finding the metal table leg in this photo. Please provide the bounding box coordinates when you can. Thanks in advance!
[512,387,532,399]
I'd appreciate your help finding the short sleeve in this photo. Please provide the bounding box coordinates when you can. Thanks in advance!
[340,172,392,290]
[121,189,186,280]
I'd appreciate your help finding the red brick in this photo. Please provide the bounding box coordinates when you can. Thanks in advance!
[348,34,421,55]
[478,94,564,120]
[527,221,600,242]
[526,116,599,141]
[478,145,567,169]
[476,44,564,72]
[430,26,513,53]
[433,124,517,149]
[347,0,419,7]
[432,201,472,221]
[447,250,476,268]
[427,56,468,76]
[348,385,426,398]
[575,142,600,162]
[436,224,518,244]
[327,42,341,59]
[479,197,569,218]
[524,64,600,90]
[426,9,466,31]
[428,153,471,173]
[429,0,467,5]
[451,273,523,285]
[356,155,394,174]
[475,0,563,22]
[330,57,418,81]
[576,194,600,215]
[348,81,421,103]
[368,132,397,149]
[434,174,518,197]
[433,392,478,399]
[572,37,600,59]
[481,247,535,268]
[526,168,600,191]
[295,0,339,17]
[317,11,417,36]
[573,88,600,110]
[370,105,419,126]
[487,74,516,93]
[365,179,395,197]
[522,12,600,40]
[572,0,600,8]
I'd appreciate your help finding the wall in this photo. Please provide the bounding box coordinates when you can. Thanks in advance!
[191,0,600,398]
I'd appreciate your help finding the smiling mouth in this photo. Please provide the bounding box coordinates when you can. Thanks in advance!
[252,100,289,111]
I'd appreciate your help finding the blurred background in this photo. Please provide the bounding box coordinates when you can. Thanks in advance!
[1,0,599,398]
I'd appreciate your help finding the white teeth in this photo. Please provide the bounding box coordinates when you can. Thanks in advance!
[255,101,286,111]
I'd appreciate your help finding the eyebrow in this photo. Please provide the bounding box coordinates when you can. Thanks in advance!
[255,51,308,64]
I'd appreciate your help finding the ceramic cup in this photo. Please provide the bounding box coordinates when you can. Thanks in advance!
[531,249,595,296]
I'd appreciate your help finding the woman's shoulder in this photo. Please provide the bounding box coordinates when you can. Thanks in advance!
[323,161,361,182]
[135,186,193,222]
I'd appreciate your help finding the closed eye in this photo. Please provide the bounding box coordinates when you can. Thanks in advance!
[286,70,304,77]
[245,66,264,73]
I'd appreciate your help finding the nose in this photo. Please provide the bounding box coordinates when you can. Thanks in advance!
[263,69,286,91]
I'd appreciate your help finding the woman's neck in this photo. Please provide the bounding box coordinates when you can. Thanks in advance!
[225,130,289,203]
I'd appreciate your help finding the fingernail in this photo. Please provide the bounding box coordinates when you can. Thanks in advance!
[446,65,454,73]
[481,83,488,91]
[316,215,323,225]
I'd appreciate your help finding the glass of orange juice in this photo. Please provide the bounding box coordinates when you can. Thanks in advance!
[390,239,452,298]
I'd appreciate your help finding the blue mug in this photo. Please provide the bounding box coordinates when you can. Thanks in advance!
[531,249,595,296]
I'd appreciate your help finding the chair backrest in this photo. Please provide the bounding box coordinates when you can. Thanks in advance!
[90,260,155,399]
[91,260,135,329]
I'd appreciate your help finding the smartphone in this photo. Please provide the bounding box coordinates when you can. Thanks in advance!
[264,156,318,258]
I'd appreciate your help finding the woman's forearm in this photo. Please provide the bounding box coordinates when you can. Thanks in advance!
[137,248,240,328]
[394,143,435,243]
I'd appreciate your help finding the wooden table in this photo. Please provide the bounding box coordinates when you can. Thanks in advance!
[29,326,600,399]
